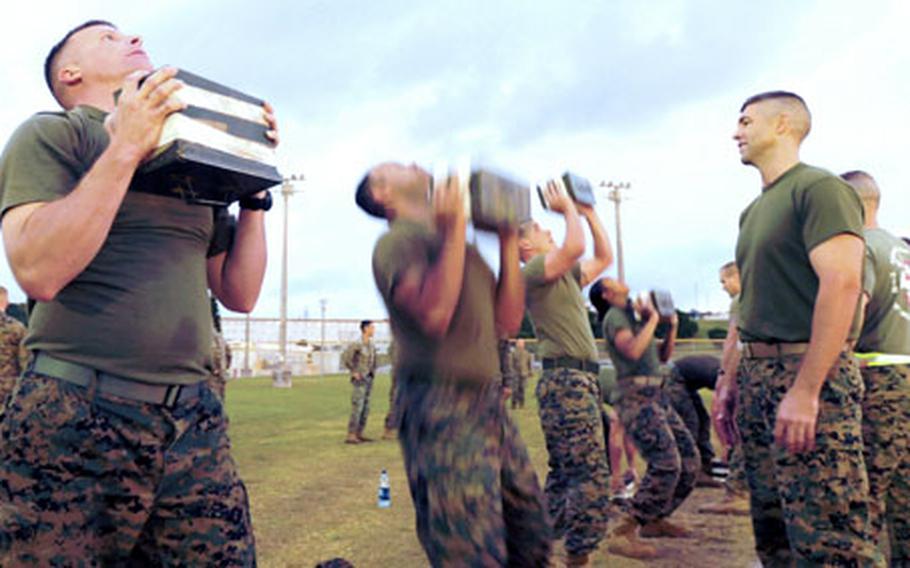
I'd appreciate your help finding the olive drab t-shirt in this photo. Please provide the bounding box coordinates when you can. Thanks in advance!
[523,255,598,362]
[372,219,499,384]
[602,306,661,380]
[856,228,910,355]
[0,106,234,385]
[735,163,864,343]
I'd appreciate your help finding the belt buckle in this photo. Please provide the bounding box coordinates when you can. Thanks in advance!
[163,385,184,407]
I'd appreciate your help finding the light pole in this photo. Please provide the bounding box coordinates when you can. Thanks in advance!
[319,298,327,376]
[600,181,631,284]
[276,174,304,387]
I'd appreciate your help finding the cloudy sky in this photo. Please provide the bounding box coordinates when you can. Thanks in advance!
[0,0,907,320]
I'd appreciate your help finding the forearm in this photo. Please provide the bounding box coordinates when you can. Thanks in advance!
[794,277,860,396]
[3,143,140,300]
[579,208,613,285]
[494,231,525,336]
[659,323,677,362]
[623,317,659,361]
[418,223,467,336]
[720,319,740,378]
[216,209,267,312]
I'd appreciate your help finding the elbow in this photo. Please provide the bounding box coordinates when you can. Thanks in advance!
[420,309,453,339]
[563,239,585,261]
[219,293,259,314]
[16,270,64,302]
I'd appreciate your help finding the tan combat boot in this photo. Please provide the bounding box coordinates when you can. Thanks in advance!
[607,515,659,560]
[566,552,589,567]
[344,432,360,444]
[698,490,750,516]
[639,518,694,538]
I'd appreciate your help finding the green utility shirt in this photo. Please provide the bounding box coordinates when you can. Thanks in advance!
[856,228,910,355]
[735,163,864,342]
[602,306,661,379]
[0,106,234,384]
[342,338,377,377]
[372,219,499,384]
[523,255,597,361]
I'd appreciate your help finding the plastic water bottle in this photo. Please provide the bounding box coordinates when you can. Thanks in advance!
[378,469,391,508]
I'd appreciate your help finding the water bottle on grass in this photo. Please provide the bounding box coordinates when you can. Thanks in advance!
[378,469,391,508]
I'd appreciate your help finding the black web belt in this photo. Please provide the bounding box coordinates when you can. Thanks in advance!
[541,356,600,374]
[31,352,202,408]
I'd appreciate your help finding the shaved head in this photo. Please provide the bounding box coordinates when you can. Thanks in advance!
[741,91,811,142]
[841,170,880,206]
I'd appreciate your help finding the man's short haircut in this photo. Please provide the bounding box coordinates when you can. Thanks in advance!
[740,90,811,141]
[740,90,806,113]
[588,280,610,324]
[841,170,880,206]
[355,173,386,219]
[518,220,534,239]
[45,20,116,103]
[360,320,373,332]
[720,261,738,276]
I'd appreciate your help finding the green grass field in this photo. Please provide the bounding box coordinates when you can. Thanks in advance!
[226,372,756,567]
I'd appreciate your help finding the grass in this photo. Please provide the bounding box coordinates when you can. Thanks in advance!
[226,371,755,567]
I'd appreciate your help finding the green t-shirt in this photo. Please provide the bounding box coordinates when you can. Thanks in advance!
[372,219,499,384]
[856,228,910,355]
[0,106,233,385]
[523,254,597,361]
[602,306,661,379]
[735,163,864,342]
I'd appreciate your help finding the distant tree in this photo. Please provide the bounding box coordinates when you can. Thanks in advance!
[657,309,698,339]
[707,328,728,339]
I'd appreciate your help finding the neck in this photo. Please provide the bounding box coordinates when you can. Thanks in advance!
[389,198,432,227]
[864,208,879,230]
[68,86,118,113]
[757,146,800,188]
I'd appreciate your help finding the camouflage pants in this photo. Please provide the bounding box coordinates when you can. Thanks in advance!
[511,374,528,409]
[536,367,609,556]
[0,375,16,410]
[615,379,699,525]
[665,370,714,470]
[725,436,749,495]
[861,365,910,565]
[0,372,255,566]
[384,367,401,432]
[347,373,374,435]
[398,376,551,567]
[206,371,227,402]
[737,352,877,567]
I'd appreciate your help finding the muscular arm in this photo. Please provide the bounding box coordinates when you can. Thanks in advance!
[541,182,584,282]
[2,69,184,301]
[578,205,613,287]
[658,317,678,363]
[392,178,466,338]
[712,316,741,446]
[613,311,659,361]
[206,103,277,312]
[495,228,525,337]
[207,208,267,312]
[775,233,864,453]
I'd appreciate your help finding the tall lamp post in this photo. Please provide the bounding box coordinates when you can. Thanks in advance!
[275,174,304,387]
[600,181,631,284]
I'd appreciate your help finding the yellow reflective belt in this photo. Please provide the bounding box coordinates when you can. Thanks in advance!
[854,352,910,367]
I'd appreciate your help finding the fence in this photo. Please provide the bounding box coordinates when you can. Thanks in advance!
[221,316,722,378]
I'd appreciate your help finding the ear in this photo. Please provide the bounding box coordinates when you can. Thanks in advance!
[58,63,83,89]
[774,112,790,136]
